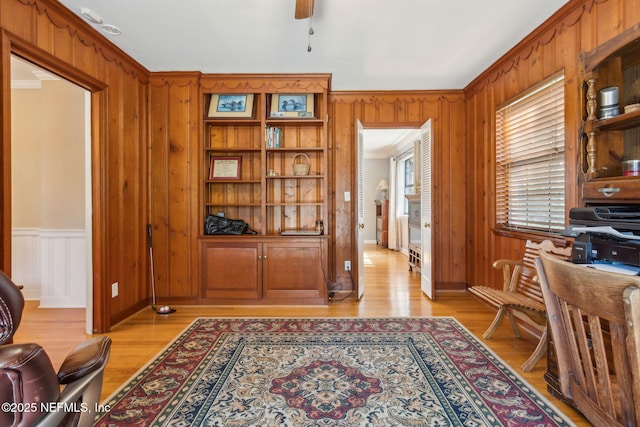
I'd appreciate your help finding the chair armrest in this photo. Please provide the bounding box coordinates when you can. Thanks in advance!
[492,259,523,291]
[57,336,112,384]
[33,337,112,427]
[0,343,60,427]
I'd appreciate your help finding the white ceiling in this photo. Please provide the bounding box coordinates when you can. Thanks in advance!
[56,0,569,91]
[17,1,570,157]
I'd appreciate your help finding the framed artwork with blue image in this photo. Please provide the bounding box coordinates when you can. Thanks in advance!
[208,94,255,118]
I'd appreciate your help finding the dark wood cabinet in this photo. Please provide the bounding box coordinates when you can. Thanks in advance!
[262,240,327,303]
[201,237,327,304]
[580,24,640,204]
[374,199,388,248]
[201,240,262,300]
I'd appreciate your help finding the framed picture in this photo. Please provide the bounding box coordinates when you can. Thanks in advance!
[209,156,241,180]
[208,94,254,118]
[270,94,315,118]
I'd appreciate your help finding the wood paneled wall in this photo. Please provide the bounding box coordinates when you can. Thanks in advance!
[0,0,150,331]
[4,0,640,331]
[329,92,467,290]
[464,0,640,289]
[148,73,201,304]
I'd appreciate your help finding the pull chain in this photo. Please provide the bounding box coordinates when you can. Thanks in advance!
[307,16,314,52]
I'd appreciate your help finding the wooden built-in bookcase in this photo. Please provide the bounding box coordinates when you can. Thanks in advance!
[199,74,331,304]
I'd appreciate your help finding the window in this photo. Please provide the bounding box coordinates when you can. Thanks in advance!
[403,157,414,213]
[495,72,565,235]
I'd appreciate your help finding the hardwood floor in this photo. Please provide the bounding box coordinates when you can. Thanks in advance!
[14,244,590,425]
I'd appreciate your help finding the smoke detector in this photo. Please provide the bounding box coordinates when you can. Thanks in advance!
[80,8,102,24]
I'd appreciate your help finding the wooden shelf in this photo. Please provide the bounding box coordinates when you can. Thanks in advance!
[595,109,640,130]
[266,175,323,179]
[205,147,261,153]
[203,118,261,125]
[266,118,324,126]
[266,147,324,152]
[199,74,330,304]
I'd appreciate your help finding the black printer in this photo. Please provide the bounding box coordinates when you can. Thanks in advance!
[566,206,640,266]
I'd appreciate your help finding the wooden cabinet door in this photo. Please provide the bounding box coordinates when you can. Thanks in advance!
[262,241,326,303]
[201,241,262,300]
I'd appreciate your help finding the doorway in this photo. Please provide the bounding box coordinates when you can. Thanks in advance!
[10,55,92,332]
[361,128,420,290]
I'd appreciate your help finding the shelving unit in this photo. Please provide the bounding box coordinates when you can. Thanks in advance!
[199,74,331,304]
[406,195,421,272]
[546,22,640,406]
[580,23,640,204]
[375,199,388,248]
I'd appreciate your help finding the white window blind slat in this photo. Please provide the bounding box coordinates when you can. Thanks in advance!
[496,73,565,234]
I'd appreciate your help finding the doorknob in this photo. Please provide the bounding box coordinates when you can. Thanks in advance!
[424,222,431,228]
[359,223,365,229]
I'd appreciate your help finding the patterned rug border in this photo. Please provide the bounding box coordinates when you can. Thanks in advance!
[98,317,577,426]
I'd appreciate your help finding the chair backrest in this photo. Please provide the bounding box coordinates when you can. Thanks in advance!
[514,240,571,304]
[0,270,25,345]
[536,250,640,427]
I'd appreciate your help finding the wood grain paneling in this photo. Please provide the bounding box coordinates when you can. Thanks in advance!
[4,0,640,329]
[329,91,467,291]
[1,0,149,331]
[148,73,201,304]
[464,0,640,291]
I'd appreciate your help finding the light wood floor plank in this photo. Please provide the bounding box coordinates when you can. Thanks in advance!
[13,244,589,425]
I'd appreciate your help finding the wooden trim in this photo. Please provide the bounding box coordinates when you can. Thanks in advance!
[3,31,113,333]
[581,22,640,73]
[0,31,11,274]
[7,31,107,91]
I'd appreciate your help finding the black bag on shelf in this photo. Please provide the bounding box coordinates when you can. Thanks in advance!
[204,215,257,235]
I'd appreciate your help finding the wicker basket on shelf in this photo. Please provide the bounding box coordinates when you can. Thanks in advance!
[292,153,311,176]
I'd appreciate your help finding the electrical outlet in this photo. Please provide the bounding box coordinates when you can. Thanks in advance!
[111,282,119,298]
[344,260,351,271]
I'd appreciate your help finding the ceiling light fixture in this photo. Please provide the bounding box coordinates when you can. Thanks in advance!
[80,7,102,24]
[101,24,122,36]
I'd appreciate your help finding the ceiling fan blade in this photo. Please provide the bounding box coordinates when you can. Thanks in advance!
[295,0,314,19]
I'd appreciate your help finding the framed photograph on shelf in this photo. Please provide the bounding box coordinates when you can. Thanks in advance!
[208,94,254,118]
[270,94,315,118]
[209,156,242,180]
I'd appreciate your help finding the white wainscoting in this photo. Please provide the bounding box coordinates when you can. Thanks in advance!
[11,229,40,300]
[11,228,87,308]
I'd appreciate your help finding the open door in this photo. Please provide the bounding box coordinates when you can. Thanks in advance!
[355,121,365,300]
[420,119,434,299]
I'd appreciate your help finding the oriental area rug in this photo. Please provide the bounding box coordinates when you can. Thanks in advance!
[94,318,576,427]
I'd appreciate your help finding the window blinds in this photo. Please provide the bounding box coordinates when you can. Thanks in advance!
[495,73,565,234]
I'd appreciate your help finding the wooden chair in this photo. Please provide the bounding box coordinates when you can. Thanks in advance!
[468,240,572,371]
[535,250,640,427]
